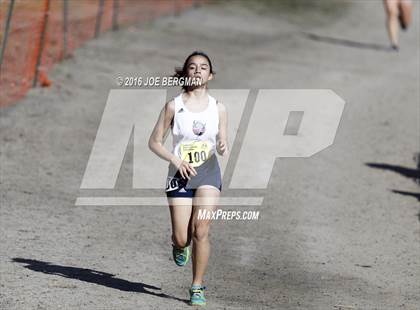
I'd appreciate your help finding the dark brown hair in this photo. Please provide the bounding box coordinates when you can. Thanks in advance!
[174,51,215,91]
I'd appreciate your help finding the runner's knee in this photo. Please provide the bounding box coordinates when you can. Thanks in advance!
[387,7,399,18]
[193,224,210,241]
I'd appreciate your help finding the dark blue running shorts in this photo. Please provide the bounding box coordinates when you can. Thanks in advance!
[165,154,222,198]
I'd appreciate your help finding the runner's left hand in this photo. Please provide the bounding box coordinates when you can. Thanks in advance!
[217,140,228,156]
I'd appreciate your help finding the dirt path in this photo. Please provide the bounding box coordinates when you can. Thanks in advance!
[1,1,419,309]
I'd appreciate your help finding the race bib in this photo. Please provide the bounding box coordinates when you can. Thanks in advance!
[179,140,211,167]
[165,176,180,192]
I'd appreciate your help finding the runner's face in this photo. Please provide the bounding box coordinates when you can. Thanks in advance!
[185,55,213,85]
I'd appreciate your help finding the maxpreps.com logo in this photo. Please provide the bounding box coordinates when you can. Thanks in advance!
[75,89,345,206]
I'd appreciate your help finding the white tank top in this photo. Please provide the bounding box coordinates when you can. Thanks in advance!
[171,93,219,166]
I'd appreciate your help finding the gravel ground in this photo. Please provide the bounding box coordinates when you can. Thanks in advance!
[1,1,419,309]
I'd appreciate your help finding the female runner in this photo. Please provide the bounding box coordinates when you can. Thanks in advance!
[148,51,228,306]
[383,0,413,51]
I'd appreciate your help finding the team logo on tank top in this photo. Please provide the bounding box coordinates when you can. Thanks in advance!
[192,120,206,136]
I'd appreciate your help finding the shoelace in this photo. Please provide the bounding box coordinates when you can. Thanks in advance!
[175,249,186,259]
[173,245,187,256]
[191,286,206,295]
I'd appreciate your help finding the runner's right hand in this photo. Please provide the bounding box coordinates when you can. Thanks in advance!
[170,156,197,180]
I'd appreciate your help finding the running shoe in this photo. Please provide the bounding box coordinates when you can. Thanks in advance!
[189,285,206,306]
[172,244,190,266]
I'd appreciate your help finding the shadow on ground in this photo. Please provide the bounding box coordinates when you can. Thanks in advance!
[366,162,420,183]
[12,258,188,304]
[366,156,420,220]
[302,32,392,52]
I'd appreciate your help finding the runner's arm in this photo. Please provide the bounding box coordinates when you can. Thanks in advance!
[216,101,229,156]
[148,100,197,178]
[148,100,177,163]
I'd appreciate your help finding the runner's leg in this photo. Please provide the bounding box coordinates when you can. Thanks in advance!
[168,197,193,248]
[384,0,400,47]
[191,186,220,286]
[399,0,413,30]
